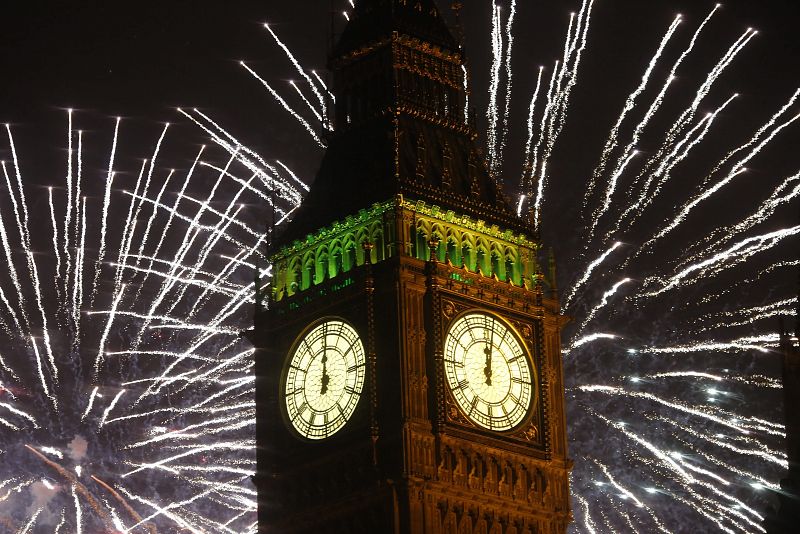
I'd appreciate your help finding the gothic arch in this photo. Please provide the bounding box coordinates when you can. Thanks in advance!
[301,251,315,290]
[315,244,330,284]
[368,221,384,263]
[475,237,491,274]
[328,238,344,278]
[287,257,302,296]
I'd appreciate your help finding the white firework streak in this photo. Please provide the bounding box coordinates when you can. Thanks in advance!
[563,241,623,309]
[530,62,560,226]
[99,390,126,427]
[289,80,325,125]
[576,494,599,534]
[199,162,289,217]
[574,278,633,335]
[64,111,74,297]
[486,2,503,175]
[702,169,800,252]
[611,94,739,239]
[1,6,795,533]
[637,334,779,355]
[92,117,122,305]
[4,129,59,375]
[0,109,273,530]
[692,298,798,334]
[133,168,175,270]
[642,225,800,296]
[580,385,784,444]
[565,333,619,355]
[532,0,595,229]
[124,150,242,353]
[19,506,43,534]
[311,70,334,103]
[0,195,24,332]
[615,4,719,178]
[180,107,304,205]
[240,61,325,147]
[81,386,99,421]
[462,63,470,125]
[137,146,206,286]
[641,109,800,252]
[263,23,326,114]
[584,15,682,204]
[662,28,757,153]
[645,371,782,390]
[275,159,309,192]
[498,0,517,172]
[518,65,545,211]
[165,204,251,315]
[586,411,762,533]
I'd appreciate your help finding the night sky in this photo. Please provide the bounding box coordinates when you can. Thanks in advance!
[3,0,799,194]
[2,0,799,531]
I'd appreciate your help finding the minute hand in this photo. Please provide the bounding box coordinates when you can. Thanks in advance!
[483,320,494,386]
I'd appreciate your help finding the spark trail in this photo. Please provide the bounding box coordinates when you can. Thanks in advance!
[193,2,796,532]
[0,112,303,532]
[457,2,799,532]
[3,2,798,533]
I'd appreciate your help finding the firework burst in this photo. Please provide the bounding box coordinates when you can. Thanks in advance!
[0,111,303,532]
[251,1,798,532]
[1,1,798,533]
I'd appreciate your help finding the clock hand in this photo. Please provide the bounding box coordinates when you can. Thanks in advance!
[484,319,494,387]
[320,353,330,395]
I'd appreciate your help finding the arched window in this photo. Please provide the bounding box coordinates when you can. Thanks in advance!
[416,229,429,261]
[461,243,472,270]
[447,238,458,265]
[345,245,357,271]
[289,262,301,295]
[302,256,314,290]
[491,253,501,279]
[433,234,446,262]
[316,252,328,284]
[476,248,487,274]
[332,251,343,278]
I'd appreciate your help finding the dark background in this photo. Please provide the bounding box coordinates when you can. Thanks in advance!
[2,0,799,204]
[2,1,799,531]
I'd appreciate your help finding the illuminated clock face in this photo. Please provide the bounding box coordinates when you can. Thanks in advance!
[284,320,366,440]
[444,312,533,431]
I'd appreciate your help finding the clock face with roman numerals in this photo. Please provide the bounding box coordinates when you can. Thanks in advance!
[444,312,533,431]
[284,320,365,440]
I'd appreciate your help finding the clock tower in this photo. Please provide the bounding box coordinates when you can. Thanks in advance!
[251,1,572,532]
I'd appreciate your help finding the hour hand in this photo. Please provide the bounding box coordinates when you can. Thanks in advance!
[320,353,330,395]
[483,345,493,386]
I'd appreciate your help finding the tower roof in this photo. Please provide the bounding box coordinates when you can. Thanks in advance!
[273,0,524,249]
[335,0,458,57]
